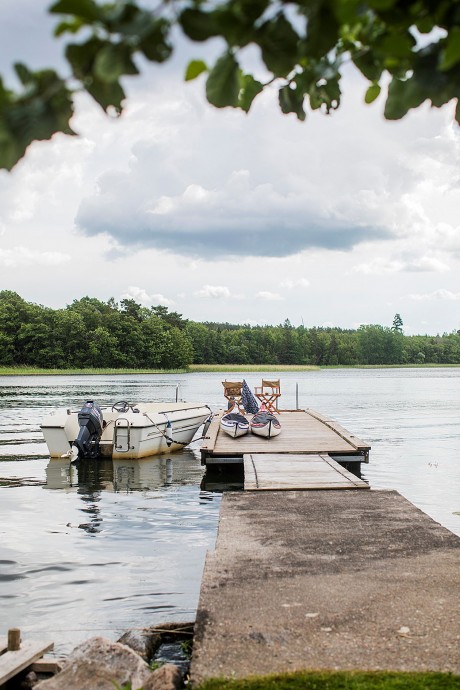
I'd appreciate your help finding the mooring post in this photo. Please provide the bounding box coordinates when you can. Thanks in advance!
[8,628,21,651]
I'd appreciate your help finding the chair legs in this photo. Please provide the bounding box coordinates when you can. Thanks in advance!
[255,395,280,414]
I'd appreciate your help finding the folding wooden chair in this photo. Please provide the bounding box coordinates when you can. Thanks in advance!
[222,381,245,412]
[254,379,281,413]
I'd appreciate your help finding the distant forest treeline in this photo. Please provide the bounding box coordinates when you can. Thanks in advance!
[1,291,460,368]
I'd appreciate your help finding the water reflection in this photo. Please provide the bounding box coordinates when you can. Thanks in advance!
[45,454,205,493]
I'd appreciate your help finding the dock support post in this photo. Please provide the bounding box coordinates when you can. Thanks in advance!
[7,628,21,651]
[296,383,299,410]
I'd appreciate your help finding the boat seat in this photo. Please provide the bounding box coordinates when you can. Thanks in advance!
[222,381,245,413]
[254,379,281,414]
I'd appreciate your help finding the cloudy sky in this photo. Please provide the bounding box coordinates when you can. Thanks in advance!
[1,1,459,335]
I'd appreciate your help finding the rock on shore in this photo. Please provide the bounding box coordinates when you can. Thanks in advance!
[35,637,181,690]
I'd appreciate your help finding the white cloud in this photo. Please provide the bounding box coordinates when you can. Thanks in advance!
[0,247,70,267]
[196,285,234,299]
[280,278,310,289]
[408,289,460,301]
[120,286,175,307]
[353,255,450,275]
[256,291,283,301]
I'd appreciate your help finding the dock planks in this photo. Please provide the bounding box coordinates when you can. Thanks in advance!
[244,453,369,490]
[0,639,54,685]
[201,409,370,460]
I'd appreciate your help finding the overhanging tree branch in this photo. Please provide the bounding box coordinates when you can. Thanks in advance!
[1,0,459,170]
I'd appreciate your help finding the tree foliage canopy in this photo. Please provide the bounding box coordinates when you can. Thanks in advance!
[1,0,459,170]
[1,290,460,368]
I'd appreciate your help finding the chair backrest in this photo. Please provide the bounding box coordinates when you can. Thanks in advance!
[222,381,243,397]
[261,379,280,393]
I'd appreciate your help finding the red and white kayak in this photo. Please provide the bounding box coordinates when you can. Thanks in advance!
[250,410,281,439]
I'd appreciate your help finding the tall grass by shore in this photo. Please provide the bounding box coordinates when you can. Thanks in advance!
[0,367,189,376]
[0,363,459,376]
[189,364,320,372]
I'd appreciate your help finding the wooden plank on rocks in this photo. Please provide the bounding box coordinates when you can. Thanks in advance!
[0,640,54,686]
[30,658,63,674]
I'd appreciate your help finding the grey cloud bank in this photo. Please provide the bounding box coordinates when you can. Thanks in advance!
[76,192,390,259]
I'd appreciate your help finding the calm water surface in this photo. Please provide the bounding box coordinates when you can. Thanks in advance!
[0,369,459,655]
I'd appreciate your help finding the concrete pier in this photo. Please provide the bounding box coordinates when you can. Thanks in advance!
[190,490,460,683]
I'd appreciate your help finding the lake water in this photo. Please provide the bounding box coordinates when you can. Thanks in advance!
[0,369,459,656]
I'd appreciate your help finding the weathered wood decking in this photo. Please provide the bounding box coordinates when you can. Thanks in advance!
[0,636,54,686]
[201,408,371,491]
[201,409,370,459]
[244,453,369,490]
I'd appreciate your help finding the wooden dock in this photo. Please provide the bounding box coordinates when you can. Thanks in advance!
[201,409,370,490]
[0,629,56,687]
[244,453,369,490]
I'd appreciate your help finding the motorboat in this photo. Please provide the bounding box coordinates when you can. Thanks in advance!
[41,399,211,460]
[220,410,250,438]
[250,409,281,439]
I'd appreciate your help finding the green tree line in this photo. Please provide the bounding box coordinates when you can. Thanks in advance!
[1,291,460,368]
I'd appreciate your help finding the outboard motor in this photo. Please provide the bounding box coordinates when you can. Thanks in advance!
[72,401,103,459]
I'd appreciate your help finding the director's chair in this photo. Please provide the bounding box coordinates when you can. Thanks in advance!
[254,379,281,413]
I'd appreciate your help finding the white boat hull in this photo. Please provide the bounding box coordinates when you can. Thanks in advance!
[41,402,210,459]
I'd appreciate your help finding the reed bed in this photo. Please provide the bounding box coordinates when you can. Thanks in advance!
[0,367,188,376]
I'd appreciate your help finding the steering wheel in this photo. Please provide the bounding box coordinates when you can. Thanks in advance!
[112,401,131,413]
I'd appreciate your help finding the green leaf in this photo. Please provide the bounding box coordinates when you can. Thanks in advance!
[139,19,172,63]
[365,83,381,103]
[49,0,101,21]
[14,63,33,87]
[415,16,434,34]
[238,74,263,112]
[279,84,306,121]
[257,13,299,77]
[54,18,86,36]
[353,53,383,82]
[367,0,396,8]
[0,68,75,171]
[66,40,126,111]
[93,44,138,83]
[0,77,11,106]
[307,77,341,113]
[231,0,270,24]
[185,60,208,81]
[440,27,460,70]
[303,7,339,59]
[86,78,125,113]
[66,39,104,80]
[378,31,415,59]
[206,53,240,108]
[180,8,221,42]
[384,75,425,120]
[0,115,22,171]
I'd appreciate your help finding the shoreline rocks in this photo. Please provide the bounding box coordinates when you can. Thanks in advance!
[31,623,194,690]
